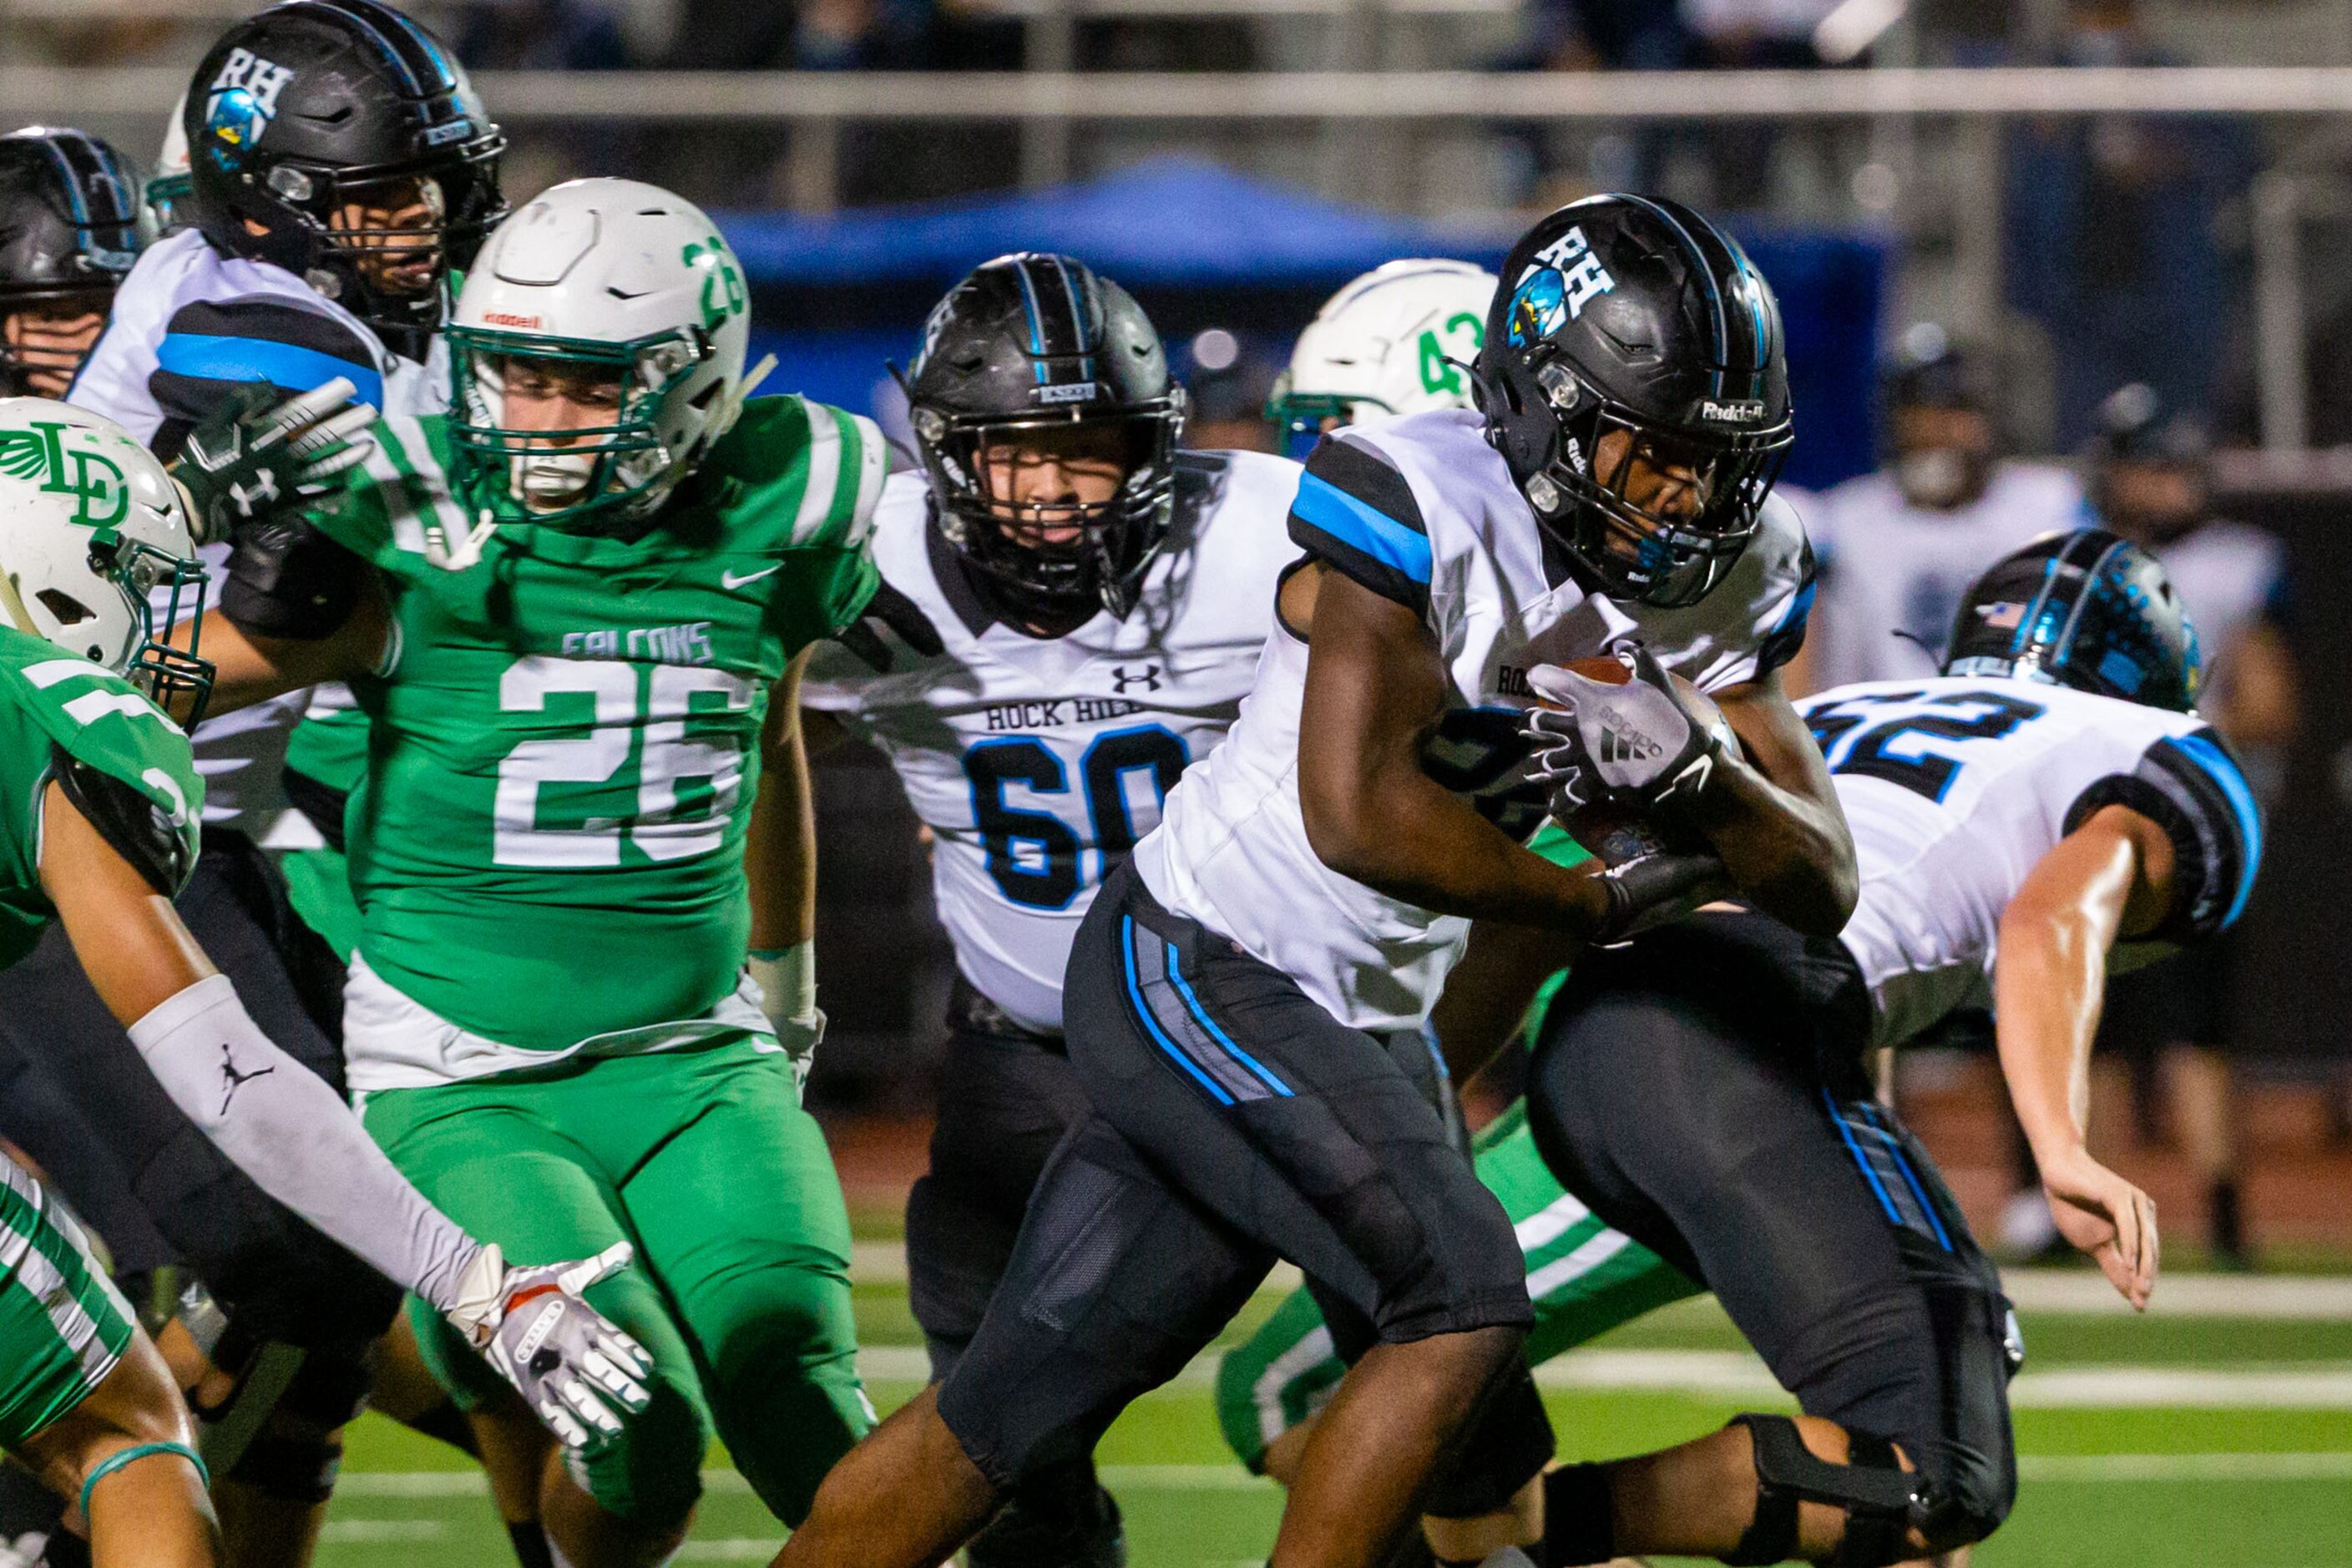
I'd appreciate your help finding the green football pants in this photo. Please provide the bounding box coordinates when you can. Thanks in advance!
[0,1151,136,1450]
[362,1041,869,1527]
[1213,1098,1700,1470]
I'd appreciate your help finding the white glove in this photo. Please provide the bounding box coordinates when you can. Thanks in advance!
[1521,642,1727,817]
[751,943,826,1072]
[445,1242,655,1451]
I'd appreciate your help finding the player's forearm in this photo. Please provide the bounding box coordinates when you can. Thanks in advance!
[124,975,480,1310]
[1681,753,1857,936]
[748,669,819,951]
[1306,769,1606,932]
[1991,906,2107,1165]
[169,597,381,720]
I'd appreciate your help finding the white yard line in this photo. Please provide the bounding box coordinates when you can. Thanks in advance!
[333,1454,2352,1506]
[848,1246,2352,1320]
[852,1340,2352,1407]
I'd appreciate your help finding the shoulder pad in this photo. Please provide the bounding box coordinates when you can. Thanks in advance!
[52,744,194,897]
[2065,727,2263,942]
[1753,535,1818,679]
[1288,432,1432,616]
[154,297,386,410]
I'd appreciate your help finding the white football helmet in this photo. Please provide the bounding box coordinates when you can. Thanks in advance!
[1270,258,1498,456]
[448,177,753,529]
[0,397,210,716]
[149,89,191,234]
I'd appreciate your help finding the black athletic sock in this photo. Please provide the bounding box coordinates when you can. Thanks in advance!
[2209,1177,2248,1267]
[505,1520,554,1568]
[1542,1463,1616,1566]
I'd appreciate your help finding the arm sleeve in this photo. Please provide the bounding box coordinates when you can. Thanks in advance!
[1287,433,1434,619]
[126,974,480,1312]
[2064,727,2264,941]
[149,299,386,461]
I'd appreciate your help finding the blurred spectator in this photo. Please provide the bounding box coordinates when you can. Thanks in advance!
[2005,0,2259,448]
[456,0,631,71]
[1506,0,1693,71]
[1180,326,1277,454]
[2081,382,2297,1270]
[1682,0,1836,67]
[1786,325,2084,696]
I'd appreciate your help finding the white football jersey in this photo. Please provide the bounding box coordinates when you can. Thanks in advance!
[1803,463,2084,690]
[69,228,443,834]
[1808,675,2262,1049]
[802,452,1304,1036]
[1136,407,1815,1032]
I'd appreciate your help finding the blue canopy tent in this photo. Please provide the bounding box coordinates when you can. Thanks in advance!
[716,159,1884,489]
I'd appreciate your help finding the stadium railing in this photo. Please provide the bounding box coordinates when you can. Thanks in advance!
[5,63,2345,450]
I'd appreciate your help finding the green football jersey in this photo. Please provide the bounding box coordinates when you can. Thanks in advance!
[0,625,204,970]
[315,396,884,1054]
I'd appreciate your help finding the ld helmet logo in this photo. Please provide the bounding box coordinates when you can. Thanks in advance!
[205,48,296,157]
[0,425,129,529]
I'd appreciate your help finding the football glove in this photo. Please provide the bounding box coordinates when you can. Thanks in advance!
[1521,643,1727,817]
[445,1242,654,1452]
[174,377,377,545]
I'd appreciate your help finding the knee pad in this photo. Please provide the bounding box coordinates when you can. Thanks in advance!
[1424,1359,1554,1520]
[183,1300,374,1500]
[1723,1414,1925,1568]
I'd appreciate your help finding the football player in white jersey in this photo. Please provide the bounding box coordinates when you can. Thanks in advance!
[1266,256,1496,459]
[803,252,1481,1567]
[1789,326,2084,695]
[1445,528,2250,1568]
[0,4,507,1556]
[1236,527,2258,1567]
[772,197,1857,1568]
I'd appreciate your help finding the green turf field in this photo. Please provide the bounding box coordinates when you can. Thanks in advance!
[316,1262,2352,1566]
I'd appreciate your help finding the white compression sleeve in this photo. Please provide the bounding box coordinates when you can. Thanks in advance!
[127,974,480,1312]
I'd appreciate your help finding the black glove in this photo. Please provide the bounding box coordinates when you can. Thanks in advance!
[1520,642,1728,818]
[174,377,377,545]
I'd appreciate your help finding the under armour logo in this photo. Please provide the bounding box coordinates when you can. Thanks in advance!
[1110,664,1162,694]
[217,1042,276,1116]
[228,472,280,518]
[1597,706,1663,765]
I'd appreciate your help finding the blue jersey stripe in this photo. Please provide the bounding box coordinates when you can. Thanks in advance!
[1292,471,1433,585]
[1823,1088,1904,1228]
[154,333,384,412]
[2172,730,2264,928]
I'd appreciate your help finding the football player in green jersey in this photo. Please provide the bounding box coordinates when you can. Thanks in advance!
[178,179,888,1568]
[0,399,654,1565]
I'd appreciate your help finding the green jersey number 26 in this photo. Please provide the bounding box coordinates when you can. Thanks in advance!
[493,656,756,869]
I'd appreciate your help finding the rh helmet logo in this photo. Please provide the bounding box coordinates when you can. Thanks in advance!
[205,48,296,161]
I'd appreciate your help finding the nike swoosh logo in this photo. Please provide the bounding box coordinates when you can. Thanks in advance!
[722,564,783,590]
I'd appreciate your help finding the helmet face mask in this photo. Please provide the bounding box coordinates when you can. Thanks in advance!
[0,399,212,723]
[1945,528,2203,713]
[918,400,1179,621]
[1263,379,1381,460]
[907,253,1186,625]
[1474,195,1793,610]
[451,327,716,525]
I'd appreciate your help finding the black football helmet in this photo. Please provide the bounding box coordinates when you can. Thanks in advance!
[0,126,148,396]
[2087,382,2210,544]
[1473,194,1793,609]
[903,253,1186,625]
[185,0,504,359]
[1882,321,1998,509]
[1945,528,2203,712]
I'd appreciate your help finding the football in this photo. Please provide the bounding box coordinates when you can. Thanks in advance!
[1530,655,1737,867]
